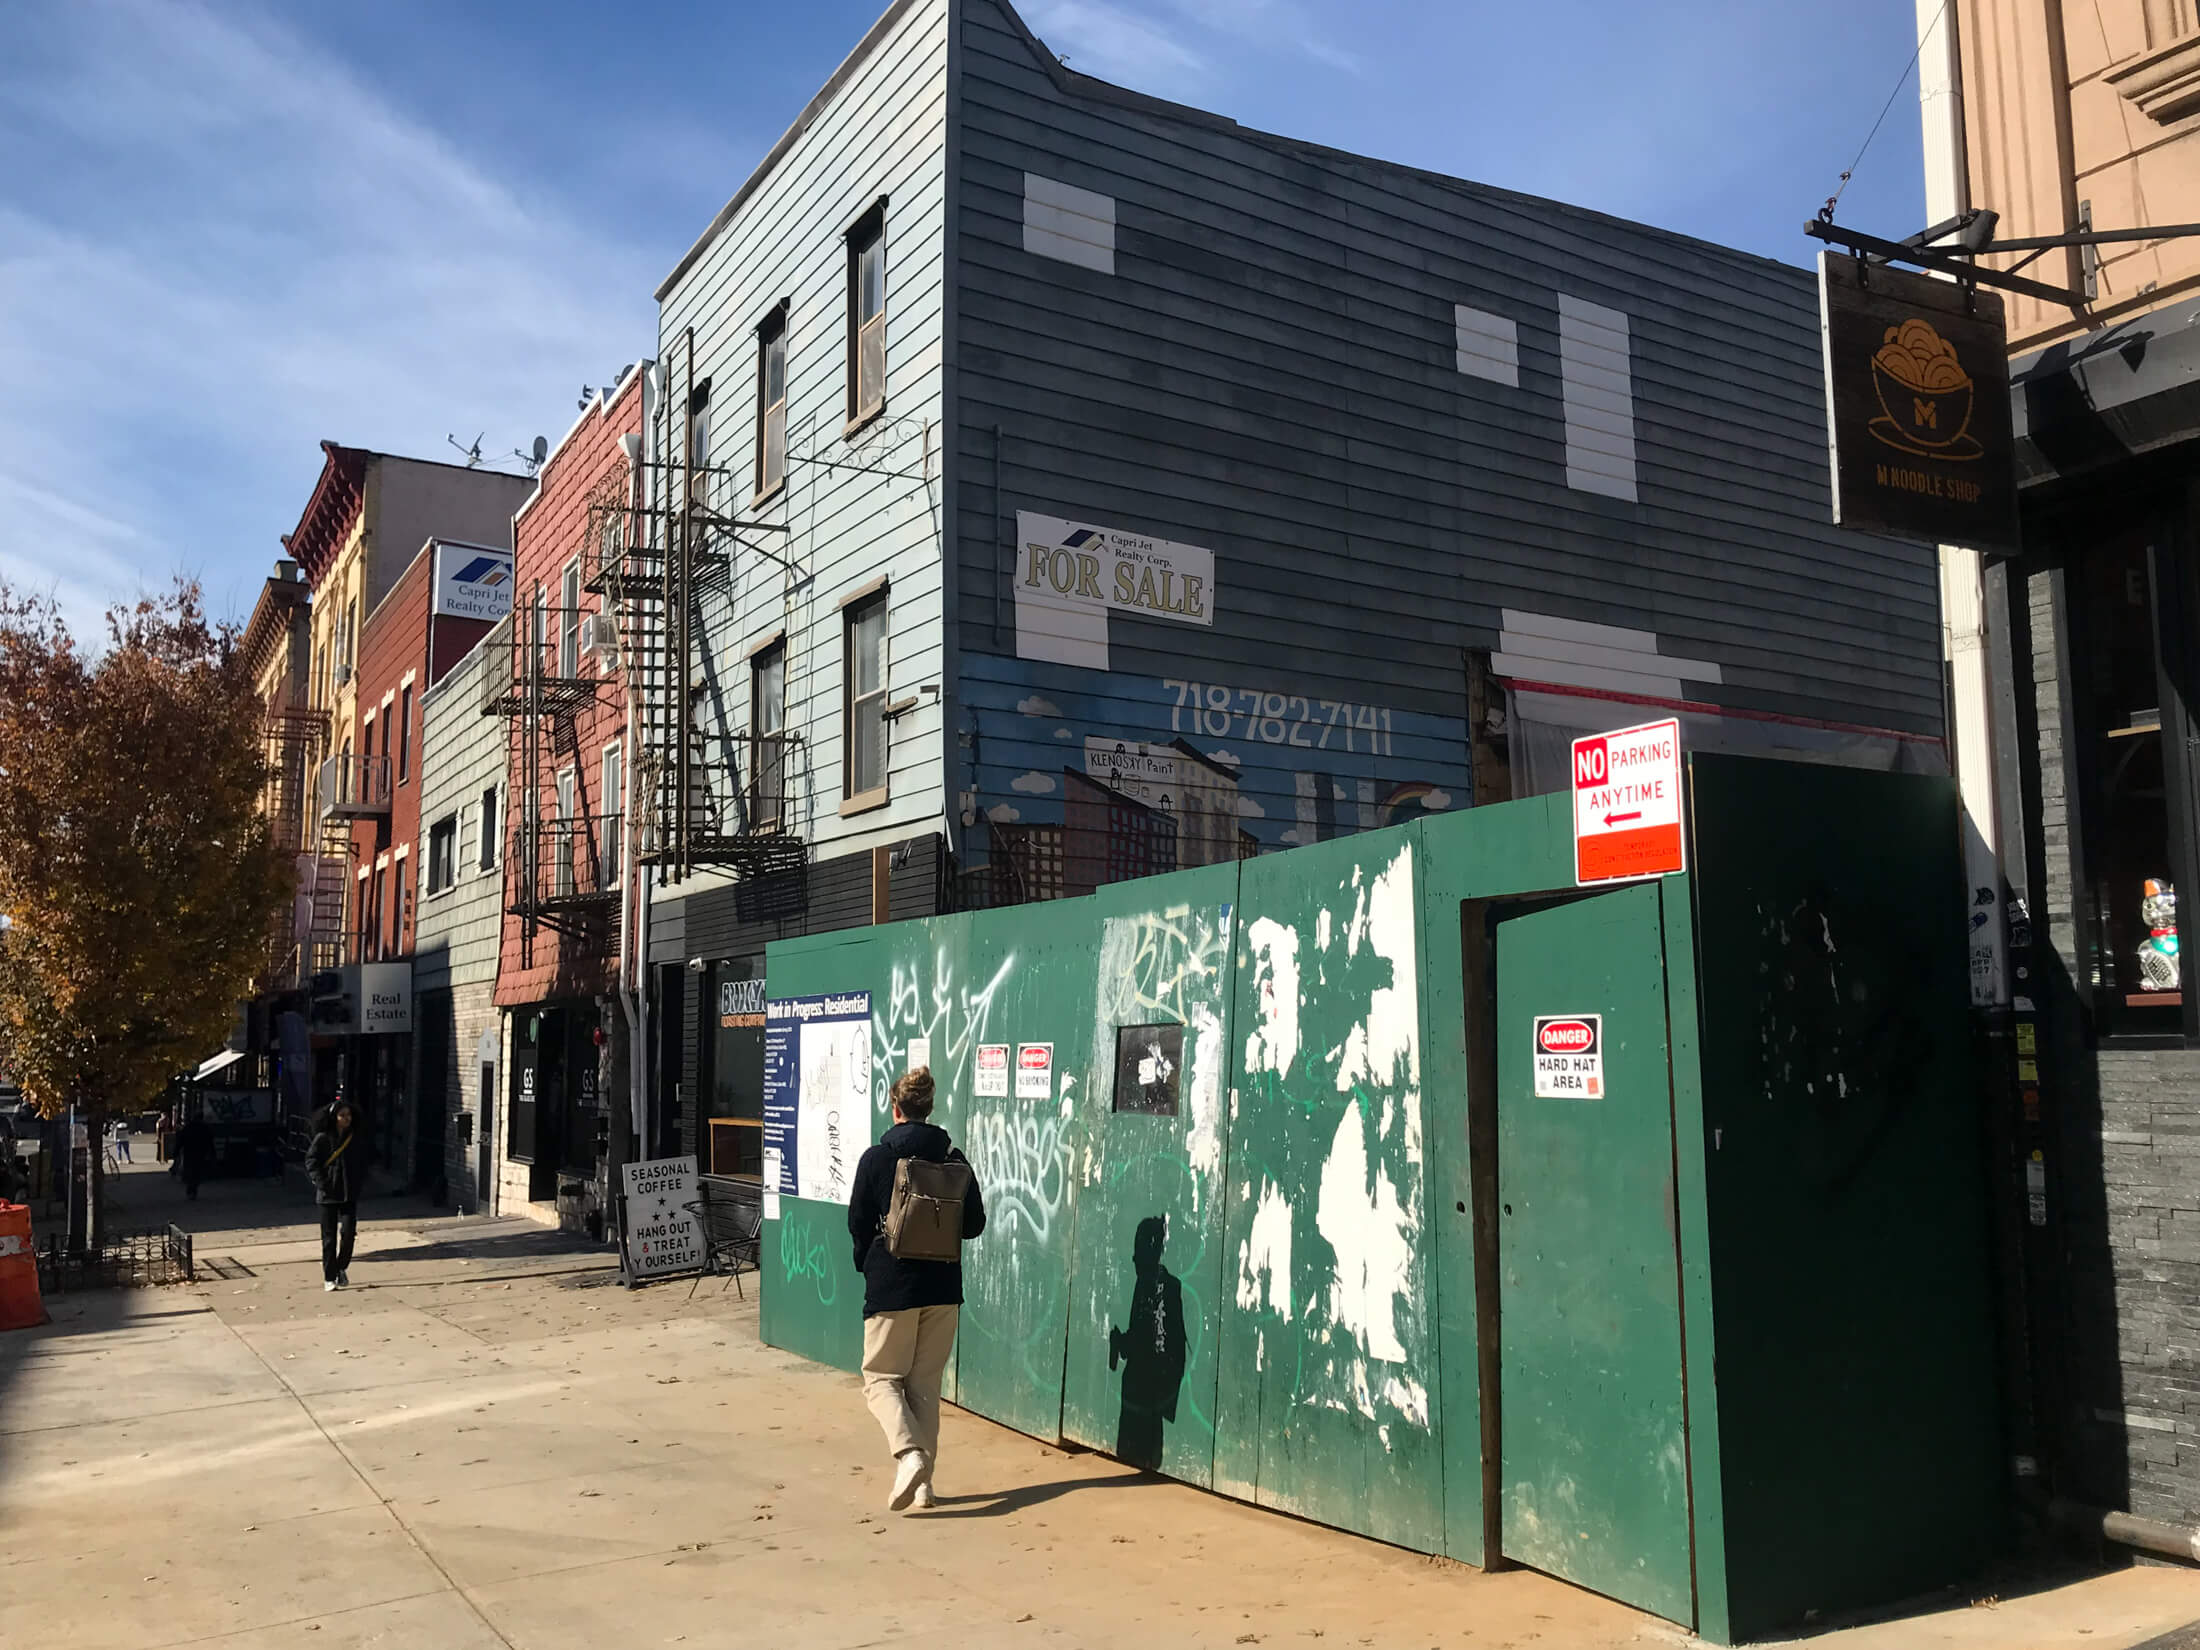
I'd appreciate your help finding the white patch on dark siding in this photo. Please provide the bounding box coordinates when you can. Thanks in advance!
[1024,173,1115,274]
[1558,294,1638,502]
[1454,304,1519,387]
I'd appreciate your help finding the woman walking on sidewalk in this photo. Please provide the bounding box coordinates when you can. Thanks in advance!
[309,1099,362,1292]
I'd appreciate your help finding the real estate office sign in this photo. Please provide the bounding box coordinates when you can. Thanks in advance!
[1817,250,2019,555]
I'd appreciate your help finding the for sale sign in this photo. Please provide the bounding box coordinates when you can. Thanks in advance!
[1572,719,1685,885]
[1532,1015,1604,1099]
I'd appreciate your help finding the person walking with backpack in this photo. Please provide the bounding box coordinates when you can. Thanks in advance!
[308,1099,363,1292]
[847,1067,986,1511]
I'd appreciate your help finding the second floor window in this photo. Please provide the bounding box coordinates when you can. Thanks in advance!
[601,744,623,885]
[687,380,713,510]
[756,307,787,498]
[479,783,501,872]
[752,640,785,827]
[560,561,583,677]
[847,204,885,426]
[397,684,413,784]
[843,592,887,801]
[389,855,408,954]
[427,816,457,894]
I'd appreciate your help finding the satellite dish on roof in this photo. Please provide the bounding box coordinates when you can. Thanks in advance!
[531,435,549,465]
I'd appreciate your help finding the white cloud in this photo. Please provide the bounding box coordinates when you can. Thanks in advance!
[987,803,1022,823]
[1011,770,1058,795]
[1206,748,1241,769]
[1423,788,1453,810]
[1016,695,1063,717]
[1053,727,1074,740]
[1280,824,1316,845]
[1237,795,1265,818]
[0,2,651,632]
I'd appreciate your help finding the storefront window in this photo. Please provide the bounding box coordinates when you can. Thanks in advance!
[705,957,767,1177]
[2072,529,2184,1034]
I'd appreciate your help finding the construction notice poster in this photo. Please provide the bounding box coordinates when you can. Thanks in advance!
[1573,718,1685,885]
[621,1155,706,1279]
[763,992,872,1206]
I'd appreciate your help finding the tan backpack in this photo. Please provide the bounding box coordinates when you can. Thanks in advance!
[883,1153,973,1263]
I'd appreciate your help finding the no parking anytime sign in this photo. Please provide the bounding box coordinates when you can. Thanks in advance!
[1533,1015,1604,1099]
[1573,719,1685,885]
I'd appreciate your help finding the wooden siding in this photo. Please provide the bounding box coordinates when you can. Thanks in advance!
[654,0,951,917]
[415,624,511,997]
[948,0,1945,852]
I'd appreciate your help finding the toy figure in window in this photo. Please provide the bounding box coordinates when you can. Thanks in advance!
[2138,879,2180,992]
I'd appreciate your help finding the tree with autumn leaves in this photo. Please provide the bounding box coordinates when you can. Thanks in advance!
[0,582,291,1180]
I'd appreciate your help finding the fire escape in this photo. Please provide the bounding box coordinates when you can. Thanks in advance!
[308,750,389,973]
[484,580,623,971]
[589,346,808,890]
[258,694,328,988]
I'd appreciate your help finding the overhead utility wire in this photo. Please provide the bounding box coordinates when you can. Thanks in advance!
[1822,0,1950,221]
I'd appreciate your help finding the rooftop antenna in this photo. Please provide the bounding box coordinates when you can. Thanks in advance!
[510,434,549,477]
[446,432,485,468]
[577,385,595,410]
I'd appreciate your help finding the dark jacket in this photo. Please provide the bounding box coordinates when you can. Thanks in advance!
[847,1120,987,1317]
[307,1126,361,1206]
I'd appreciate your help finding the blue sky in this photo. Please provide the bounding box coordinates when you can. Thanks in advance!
[0,0,1927,635]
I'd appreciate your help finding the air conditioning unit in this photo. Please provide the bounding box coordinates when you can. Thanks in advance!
[581,613,621,663]
[333,662,353,687]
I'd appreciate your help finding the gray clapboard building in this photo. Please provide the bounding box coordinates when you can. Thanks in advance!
[640,0,1945,1163]
[412,619,510,1215]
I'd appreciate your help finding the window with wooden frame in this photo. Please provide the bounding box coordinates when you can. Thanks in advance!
[846,201,886,428]
[554,768,577,897]
[842,590,888,804]
[560,561,583,678]
[397,683,413,784]
[687,379,713,510]
[751,639,786,828]
[389,853,408,955]
[755,305,788,499]
[427,815,457,895]
[479,784,501,872]
[600,744,623,886]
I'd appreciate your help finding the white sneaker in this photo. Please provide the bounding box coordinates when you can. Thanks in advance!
[913,1481,936,1509]
[323,1280,338,1293]
[890,1450,929,1512]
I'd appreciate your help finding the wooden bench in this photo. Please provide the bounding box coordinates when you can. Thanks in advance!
[684,1175,763,1297]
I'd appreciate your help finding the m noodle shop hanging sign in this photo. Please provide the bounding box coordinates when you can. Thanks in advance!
[1817,250,2019,554]
[1573,719,1685,885]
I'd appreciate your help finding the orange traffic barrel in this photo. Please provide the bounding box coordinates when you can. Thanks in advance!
[0,1202,47,1330]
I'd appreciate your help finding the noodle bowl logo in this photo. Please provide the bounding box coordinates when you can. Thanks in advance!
[1868,318,1982,460]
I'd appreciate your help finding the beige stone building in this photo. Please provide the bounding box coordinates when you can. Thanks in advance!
[1957,0,2200,349]
[1936,0,2200,1543]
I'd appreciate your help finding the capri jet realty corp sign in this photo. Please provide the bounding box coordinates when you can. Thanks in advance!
[1014,511,1216,672]
[1573,719,1685,885]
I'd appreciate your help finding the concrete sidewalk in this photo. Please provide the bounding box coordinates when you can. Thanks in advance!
[6,1181,2200,1649]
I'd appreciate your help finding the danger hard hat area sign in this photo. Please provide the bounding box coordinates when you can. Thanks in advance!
[1533,1014,1604,1099]
[1572,719,1686,885]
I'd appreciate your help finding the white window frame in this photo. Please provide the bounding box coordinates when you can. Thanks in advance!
[755,304,788,501]
[841,589,889,811]
[847,200,886,430]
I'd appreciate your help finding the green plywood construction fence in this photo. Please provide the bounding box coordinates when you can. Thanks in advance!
[757,764,1998,1645]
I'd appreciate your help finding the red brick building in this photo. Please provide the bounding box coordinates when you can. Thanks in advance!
[339,535,506,1186]
[491,366,649,1229]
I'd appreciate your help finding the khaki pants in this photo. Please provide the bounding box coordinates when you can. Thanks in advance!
[861,1304,959,1462]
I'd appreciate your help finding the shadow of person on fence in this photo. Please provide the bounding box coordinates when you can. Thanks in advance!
[1110,1214,1186,1472]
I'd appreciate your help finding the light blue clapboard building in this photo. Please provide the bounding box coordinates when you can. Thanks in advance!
[637,0,1943,1160]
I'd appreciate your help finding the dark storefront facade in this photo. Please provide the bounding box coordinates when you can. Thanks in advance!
[1993,294,2200,1526]
[649,838,947,1180]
